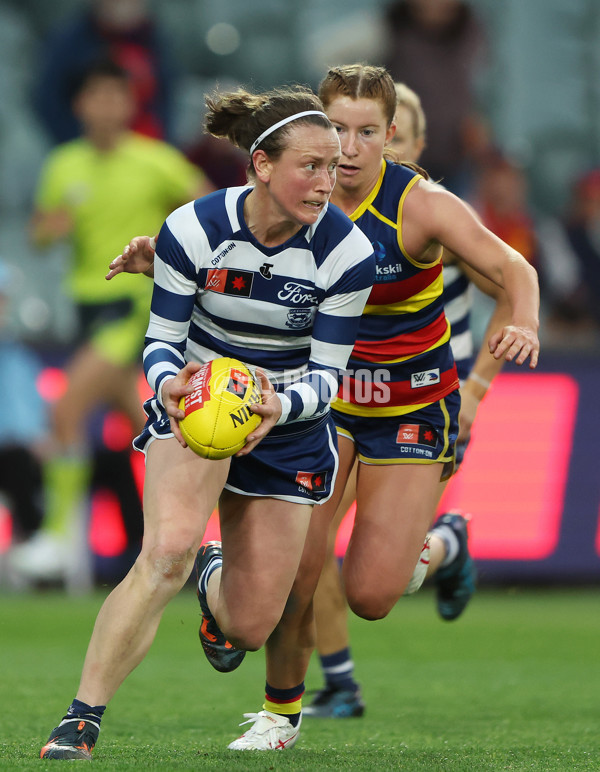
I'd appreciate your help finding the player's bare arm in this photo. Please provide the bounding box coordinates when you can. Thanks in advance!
[405,180,540,368]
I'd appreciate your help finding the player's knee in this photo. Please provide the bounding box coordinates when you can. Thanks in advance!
[225,617,275,652]
[138,542,196,591]
[225,601,286,650]
[346,585,396,621]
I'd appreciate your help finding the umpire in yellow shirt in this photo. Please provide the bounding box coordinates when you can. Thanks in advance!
[14,59,207,589]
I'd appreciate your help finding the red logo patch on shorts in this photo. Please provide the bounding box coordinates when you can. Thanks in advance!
[396,424,437,447]
[296,471,327,493]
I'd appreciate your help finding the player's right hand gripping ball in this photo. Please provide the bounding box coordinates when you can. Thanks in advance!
[179,357,261,459]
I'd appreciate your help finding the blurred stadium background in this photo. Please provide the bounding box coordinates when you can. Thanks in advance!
[0,0,598,586]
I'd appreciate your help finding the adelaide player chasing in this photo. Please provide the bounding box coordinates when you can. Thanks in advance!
[305,80,517,718]
[40,85,375,759]
[293,63,537,721]
[312,62,537,623]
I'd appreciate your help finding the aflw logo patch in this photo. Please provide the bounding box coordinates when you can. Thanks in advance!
[410,368,440,388]
[206,268,253,297]
[396,423,437,447]
[296,471,327,493]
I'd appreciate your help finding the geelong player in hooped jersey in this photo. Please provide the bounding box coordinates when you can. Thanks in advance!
[139,184,375,477]
[40,86,375,759]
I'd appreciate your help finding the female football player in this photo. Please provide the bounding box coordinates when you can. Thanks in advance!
[311,62,537,627]
[100,64,539,752]
[40,84,375,759]
[305,80,516,718]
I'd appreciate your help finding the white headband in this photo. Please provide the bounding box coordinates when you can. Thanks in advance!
[249,110,328,156]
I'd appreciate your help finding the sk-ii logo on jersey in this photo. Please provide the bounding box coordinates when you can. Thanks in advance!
[410,368,440,388]
[296,470,327,493]
[206,268,253,297]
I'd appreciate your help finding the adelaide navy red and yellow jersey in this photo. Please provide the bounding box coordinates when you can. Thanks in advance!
[333,160,459,417]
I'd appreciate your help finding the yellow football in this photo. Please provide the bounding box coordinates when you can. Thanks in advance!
[179,357,261,459]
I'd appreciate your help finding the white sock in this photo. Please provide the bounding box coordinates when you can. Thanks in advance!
[434,524,460,568]
[198,554,222,597]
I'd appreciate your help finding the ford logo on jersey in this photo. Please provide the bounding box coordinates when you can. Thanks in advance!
[277,281,318,304]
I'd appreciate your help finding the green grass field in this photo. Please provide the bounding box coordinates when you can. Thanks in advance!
[1,586,598,770]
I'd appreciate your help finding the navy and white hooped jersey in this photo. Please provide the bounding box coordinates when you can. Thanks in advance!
[442,262,474,383]
[144,186,375,426]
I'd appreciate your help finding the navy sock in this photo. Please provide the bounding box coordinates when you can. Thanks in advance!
[64,698,106,724]
[320,647,359,692]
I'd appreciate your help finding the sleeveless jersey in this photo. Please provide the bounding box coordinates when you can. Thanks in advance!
[333,160,459,417]
[145,186,375,426]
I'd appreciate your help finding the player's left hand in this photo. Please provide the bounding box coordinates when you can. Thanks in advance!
[236,369,281,456]
[106,235,155,280]
[488,325,539,369]
[163,362,204,447]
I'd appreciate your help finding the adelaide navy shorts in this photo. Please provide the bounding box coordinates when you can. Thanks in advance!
[332,389,460,480]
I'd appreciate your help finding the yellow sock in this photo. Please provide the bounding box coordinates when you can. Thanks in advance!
[263,697,303,716]
[42,454,91,536]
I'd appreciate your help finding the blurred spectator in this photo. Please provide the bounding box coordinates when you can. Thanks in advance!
[33,0,175,144]
[537,169,600,335]
[185,134,248,190]
[473,153,538,267]
[383,0,491,196]
[9,59,205,591]
[0,260,48,544]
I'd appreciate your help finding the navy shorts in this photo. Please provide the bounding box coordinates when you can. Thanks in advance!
[332,389,460,480]
[134,397,339,505]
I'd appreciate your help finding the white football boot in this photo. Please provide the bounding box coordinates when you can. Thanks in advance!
[228,710,301,751]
